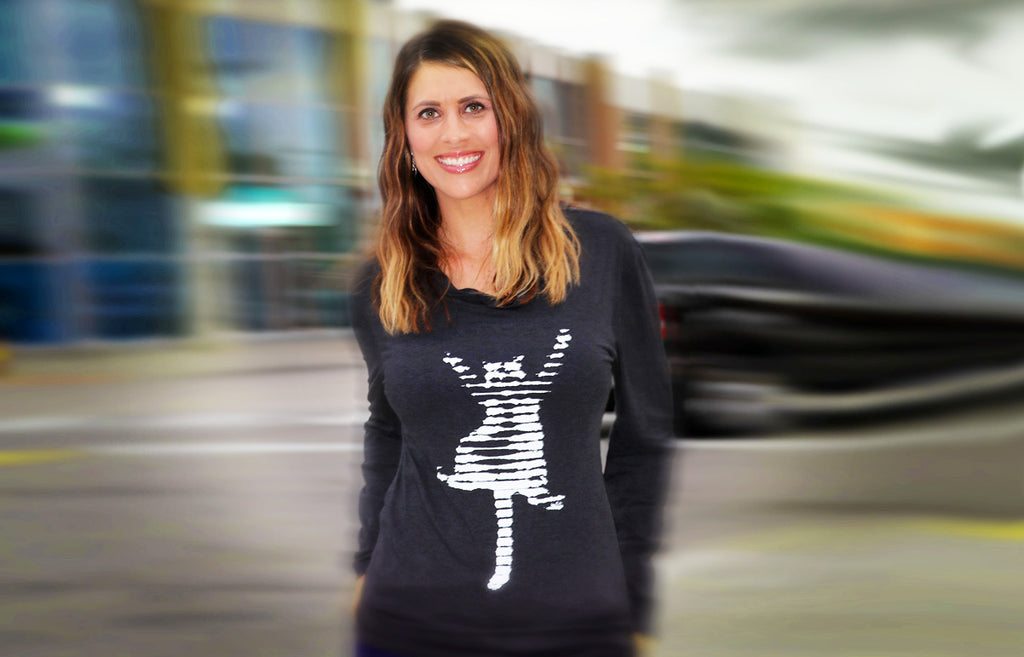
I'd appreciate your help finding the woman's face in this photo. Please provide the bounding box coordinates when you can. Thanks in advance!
[404,62,500,214]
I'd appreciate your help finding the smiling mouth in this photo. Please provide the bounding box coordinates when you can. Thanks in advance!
[435,153,482,173]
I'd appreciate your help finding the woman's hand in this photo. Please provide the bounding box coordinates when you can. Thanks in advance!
[351,575,365,616]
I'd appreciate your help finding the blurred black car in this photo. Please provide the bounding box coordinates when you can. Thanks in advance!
[636,231,1024,437]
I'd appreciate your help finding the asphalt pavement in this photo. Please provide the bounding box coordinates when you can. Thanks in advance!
[2,334,1023,656]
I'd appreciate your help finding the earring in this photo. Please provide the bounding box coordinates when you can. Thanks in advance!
[409,152,417,175]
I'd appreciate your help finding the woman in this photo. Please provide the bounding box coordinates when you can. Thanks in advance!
[350,19,673,657]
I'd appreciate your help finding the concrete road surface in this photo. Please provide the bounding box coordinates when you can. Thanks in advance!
[2,337,1022,656]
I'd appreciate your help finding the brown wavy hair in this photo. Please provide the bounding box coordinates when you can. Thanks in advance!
[373,19,580,334]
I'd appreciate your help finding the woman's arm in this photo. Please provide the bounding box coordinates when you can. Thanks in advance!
[604,233,675,635]
[350,262,403,577]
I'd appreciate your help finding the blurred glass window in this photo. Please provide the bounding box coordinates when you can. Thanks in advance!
[367,37,392,165]
[0,186,39,257]
[212,255,349,332]
[621,112,652,156]
[50,0,147,88]
[0,1,32,85]
[531,77,589,177]
[0,88,42,122]
[218,102,347,179]
[0,89,52,168]
[80,258,185,339]
[0,262,65,343]
[556,81,590,177]
[558,81,588,142]
[277,184,358,253]
[532,77,561,136]
[80,177,178,254]
[198,184,357,254]
[205,16,334,102]
[56,89,160,170]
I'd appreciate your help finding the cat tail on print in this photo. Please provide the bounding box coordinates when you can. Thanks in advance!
[488,490,514,590]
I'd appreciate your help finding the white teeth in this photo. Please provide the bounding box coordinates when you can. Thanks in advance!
[438,154,481,167]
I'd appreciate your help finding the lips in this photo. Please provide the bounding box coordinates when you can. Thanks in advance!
[435,152,483,174]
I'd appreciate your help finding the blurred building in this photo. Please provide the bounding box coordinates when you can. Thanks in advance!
[1,0,372,344]
[0,0,761,346]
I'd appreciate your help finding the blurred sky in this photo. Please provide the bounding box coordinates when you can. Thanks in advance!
[395,0,1024,223]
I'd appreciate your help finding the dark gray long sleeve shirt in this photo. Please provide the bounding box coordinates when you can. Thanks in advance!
[350,207,673,657]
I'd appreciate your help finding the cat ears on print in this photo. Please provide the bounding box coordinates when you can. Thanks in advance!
[442,329,572,382]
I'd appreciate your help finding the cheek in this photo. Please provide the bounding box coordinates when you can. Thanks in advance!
[483,118,500,149]
[406,126,431,155]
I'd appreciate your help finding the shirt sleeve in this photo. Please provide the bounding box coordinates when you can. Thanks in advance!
[604,231,675,634]
[350,261,403,576]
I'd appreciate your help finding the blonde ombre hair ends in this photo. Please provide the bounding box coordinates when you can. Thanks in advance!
[374,20,580,334]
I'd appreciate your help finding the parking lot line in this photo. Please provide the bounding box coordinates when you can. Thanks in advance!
[917,518,1024,542]
[0,449,83,467]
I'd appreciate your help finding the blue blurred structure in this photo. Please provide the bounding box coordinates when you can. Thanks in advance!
[0,0,606,344]
[0,0,368,344]
[2,0,1022,349]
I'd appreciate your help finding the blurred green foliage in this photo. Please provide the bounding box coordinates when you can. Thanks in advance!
[0,124,45,149]
[579,153,894,236]
[578,153,1024,279]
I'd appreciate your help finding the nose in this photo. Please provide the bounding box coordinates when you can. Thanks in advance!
[441,115,470,144]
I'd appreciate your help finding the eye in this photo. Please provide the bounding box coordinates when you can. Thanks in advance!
[417,108,439,119]
[465,101,486,114]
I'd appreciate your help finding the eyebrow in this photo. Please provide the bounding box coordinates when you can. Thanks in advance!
[410,94,490,110]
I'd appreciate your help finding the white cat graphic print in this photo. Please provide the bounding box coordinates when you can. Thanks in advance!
[436,329,572,591]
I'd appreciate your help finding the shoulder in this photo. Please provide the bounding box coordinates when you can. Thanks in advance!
[350,256,380,297]
[563,205,642,257]
[563,205,632,239]
[349,256,382,333]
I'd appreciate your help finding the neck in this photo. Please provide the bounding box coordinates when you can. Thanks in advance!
[438,195,495,260]
[438,198,497,294]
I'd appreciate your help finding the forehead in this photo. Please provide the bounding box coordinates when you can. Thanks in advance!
[406,62,488,106]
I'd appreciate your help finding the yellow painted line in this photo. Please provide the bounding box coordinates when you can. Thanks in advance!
[918,518,1024,542]
[0,449,83,467]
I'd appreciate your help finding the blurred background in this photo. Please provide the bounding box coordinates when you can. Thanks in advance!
[2,1,1024,656]
[2,0,1023,346]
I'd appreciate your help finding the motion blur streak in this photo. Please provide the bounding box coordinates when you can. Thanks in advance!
[1,1,1023,656]
[0,449,82,467]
